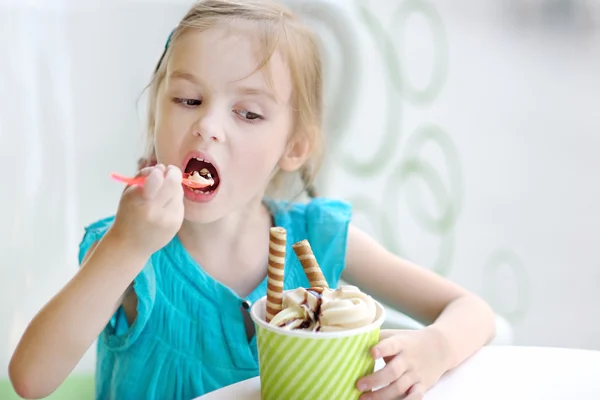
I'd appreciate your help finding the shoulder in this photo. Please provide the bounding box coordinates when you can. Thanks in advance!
[78,215,116,265]
[268,197,352,225]
[267,197,352,287]
[304,197,352,224]
[267,197,352,243]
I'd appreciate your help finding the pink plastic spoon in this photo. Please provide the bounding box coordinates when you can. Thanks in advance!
[110,172,213,189]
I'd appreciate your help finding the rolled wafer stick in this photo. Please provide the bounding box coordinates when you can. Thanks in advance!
[266,227,286,322]
[292,239,329,289]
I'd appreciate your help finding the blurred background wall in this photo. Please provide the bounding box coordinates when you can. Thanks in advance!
[1,0,599,380]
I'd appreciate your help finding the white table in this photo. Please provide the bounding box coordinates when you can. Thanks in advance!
[196,346,600,399]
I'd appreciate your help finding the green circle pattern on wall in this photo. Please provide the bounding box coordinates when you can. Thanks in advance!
[381,124,460,276]
[289,0,364,144]
[284,0,365,190]
[483,249,530,323]
[340,1,404,177]
[391,0,449,104]
[398,124,463,234]
[302,0,531,324]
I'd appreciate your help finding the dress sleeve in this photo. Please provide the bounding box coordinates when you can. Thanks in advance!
[78,216,156,350]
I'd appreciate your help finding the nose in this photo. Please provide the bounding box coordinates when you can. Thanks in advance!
[193,108,225,143]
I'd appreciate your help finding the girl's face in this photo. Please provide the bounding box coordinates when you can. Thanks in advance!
[153,25,295,223]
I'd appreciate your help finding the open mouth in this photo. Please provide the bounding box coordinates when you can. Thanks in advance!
[184,156,220,194]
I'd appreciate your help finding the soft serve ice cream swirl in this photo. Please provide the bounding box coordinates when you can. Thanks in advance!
[268,285,377,332]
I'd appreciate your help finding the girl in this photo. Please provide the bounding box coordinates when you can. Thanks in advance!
[9,1,495,399]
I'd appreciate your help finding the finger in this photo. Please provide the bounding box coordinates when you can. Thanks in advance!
[165,164,182,183]
[361,372,416,400]
[136,163,166,178]
[135,166,156,178]
[161,165,184,207]
[372,333,406,359]
[377,330,397,342]
[155,165,182,206]
[134,163,166,180]
[357,355,407,393]
[404,383,425,400]
[141,167,164,200]
[120,167,156,195]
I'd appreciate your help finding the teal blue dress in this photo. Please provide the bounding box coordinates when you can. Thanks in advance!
[77,198,352,400]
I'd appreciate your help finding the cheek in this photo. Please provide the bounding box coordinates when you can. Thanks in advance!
[231,126,289,178]
[153,104,186,162]
[155,100,182,133]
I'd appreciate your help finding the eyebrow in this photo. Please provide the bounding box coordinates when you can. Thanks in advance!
[235,86,279,103]
[168,70,200,85]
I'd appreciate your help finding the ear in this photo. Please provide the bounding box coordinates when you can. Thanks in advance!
[278,134,311,172]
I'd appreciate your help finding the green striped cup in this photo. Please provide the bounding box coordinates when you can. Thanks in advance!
[250,294,385,400]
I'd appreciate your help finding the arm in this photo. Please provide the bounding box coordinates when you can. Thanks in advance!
[9,164,184,399]
[8,228,146,399]
[342,224,496,372]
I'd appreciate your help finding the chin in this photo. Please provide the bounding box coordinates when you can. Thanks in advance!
[182,200,225,224]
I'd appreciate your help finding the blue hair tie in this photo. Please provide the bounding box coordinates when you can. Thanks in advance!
[154,28,176,73]
[165,29,175,49]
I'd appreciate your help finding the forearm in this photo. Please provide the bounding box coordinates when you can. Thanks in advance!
[426,294,496,372]
[9,229,148,398]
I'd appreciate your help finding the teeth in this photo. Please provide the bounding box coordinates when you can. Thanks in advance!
[194,156,204,162]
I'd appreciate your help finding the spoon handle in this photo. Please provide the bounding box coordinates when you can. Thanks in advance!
[110,172,212,189]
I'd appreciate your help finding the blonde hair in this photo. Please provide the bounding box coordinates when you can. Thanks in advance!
[144,0,323,198]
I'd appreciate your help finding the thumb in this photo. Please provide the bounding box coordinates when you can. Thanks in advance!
[123,166,164,199]
[136,163,165,178]
[121,167,156,195]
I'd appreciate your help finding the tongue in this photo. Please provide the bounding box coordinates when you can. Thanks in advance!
[185,158,210,174]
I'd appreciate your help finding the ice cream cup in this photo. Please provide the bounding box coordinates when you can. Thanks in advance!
[250,293,386,400]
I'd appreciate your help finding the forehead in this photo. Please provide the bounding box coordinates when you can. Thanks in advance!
[166,24,292,103]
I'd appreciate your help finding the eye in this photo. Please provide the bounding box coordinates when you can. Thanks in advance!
[173,97,202,107]
[236,110,263,122]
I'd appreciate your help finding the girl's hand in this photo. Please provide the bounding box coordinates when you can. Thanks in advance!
[110,164,185,257]
[356,328,452,400]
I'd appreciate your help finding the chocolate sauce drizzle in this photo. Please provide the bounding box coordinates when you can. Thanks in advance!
[277,287,324,331]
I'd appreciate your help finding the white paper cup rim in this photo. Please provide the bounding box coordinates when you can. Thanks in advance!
[250,293,386,339]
